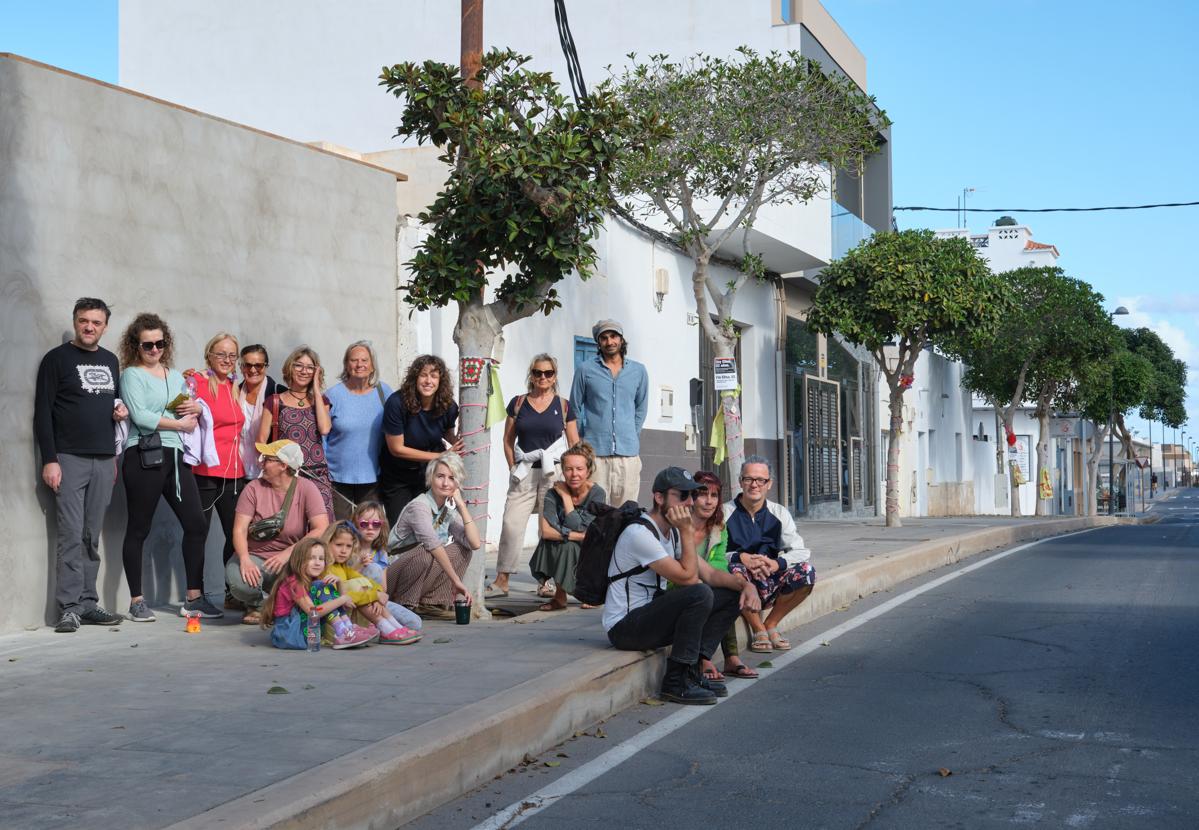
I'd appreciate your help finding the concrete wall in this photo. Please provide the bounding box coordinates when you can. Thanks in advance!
[1,55,402,634]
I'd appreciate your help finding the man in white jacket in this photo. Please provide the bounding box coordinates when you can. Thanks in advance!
[722,456,816,653]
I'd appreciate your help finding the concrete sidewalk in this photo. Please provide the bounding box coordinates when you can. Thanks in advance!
[0,511,1145,829]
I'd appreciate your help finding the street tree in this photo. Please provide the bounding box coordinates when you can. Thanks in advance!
[380,49,651,599]
[949,267,1110,517]
[807,229,1009,527]
[606,48,887,483]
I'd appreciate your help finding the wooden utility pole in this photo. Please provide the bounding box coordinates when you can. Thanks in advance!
[461,0,483,87]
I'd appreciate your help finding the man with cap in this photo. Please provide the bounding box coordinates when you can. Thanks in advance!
[603,466,760,705]
[570,319,649,505]
[227,439,330,624]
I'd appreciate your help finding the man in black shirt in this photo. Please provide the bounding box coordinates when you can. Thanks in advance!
[34,298,128,632]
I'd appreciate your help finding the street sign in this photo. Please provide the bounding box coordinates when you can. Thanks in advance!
[713,357,738,391]
[1048,418,1077,437]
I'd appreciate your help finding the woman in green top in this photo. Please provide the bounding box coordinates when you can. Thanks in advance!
[691,470,757,680]
[118,313,215,622]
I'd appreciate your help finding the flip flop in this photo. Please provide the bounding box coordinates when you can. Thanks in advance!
[749,631,773,653]
[766,628,792,650]
[538,601,567,612]
[724,663,759,679]
[702,666,726,682]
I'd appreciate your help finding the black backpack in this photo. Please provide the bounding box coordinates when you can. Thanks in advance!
[571,501,659,606]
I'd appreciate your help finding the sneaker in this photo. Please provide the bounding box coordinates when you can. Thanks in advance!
[80,606,123,626]
[127,599,157,622]
[659,661,716,706]
[180,596,225,619]
[380,626,422,645]
[55,611,81,633]
[332,627,375,650]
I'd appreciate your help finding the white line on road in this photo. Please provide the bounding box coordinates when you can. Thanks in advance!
[469,527,1102,830]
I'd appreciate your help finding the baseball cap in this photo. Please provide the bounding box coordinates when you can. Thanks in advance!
[592,319,624,340]
[652,466,702,494]
[255,439,304,472]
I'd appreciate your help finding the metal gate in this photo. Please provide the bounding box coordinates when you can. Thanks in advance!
[805,375,841,505]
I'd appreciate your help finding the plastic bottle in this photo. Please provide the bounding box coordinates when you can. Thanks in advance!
[307,609,320,652]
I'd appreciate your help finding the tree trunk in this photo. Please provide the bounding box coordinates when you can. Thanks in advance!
[1033,397,1051,517]
[1005,412,1022,518]
[1084,420,1108,517]
[885,385,905,528]
[452,297,505,619]
[710,329,744,492]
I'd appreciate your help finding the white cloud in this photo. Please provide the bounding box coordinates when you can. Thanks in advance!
[1115,296,1198,368]
[1124,293,1199,315]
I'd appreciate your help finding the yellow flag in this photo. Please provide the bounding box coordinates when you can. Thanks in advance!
[1038,467,1053,500]
[484,363,507,429]
[709,406,726,466]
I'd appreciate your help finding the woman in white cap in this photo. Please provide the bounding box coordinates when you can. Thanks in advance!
[227,439,330,624]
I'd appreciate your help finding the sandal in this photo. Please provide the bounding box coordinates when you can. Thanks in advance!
[536,582,556,598]
[484,584,509,599]
[538,601,567,612]
[724,663,759,679]
[701,663,725,683]
[749,631,773,653]
[766,628,792,650]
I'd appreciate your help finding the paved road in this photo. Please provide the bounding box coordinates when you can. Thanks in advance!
[416,491,1199,829]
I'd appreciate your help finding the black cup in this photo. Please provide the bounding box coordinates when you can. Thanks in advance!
[454,599,470,625]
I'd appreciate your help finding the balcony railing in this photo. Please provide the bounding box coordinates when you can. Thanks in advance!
[832,200,873,260]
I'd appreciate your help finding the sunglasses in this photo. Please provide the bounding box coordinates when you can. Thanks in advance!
[241,362,267,371]
[356,520,383,529]
[139,340,166,352]
[672,490,696,502]
[531,369,556,379]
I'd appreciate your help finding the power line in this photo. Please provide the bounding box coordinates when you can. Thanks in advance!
[554,0,588,105]
[895,201,1199,214]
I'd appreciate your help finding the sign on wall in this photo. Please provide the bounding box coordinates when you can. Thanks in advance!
[1047,418,1077,438]
[1007,434,1032,481]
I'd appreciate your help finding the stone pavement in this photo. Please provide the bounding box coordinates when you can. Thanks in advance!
[0,509,1152,830]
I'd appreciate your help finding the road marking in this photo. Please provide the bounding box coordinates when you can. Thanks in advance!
[469,527,1102,830]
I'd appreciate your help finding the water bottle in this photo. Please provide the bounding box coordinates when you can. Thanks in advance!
[307,609,320,652]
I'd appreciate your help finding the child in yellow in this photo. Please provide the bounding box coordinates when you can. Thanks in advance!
[321,521,421,645]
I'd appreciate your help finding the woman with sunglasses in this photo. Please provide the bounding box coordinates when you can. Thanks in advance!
[488,354,579,599]
[257,346,334,521]
[236,344,279,481]
[118,313,215,622]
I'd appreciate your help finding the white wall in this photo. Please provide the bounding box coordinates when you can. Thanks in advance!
[119,0,816,154]
[1,56,401,634]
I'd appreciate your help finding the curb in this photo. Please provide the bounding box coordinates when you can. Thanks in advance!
[165,515,1129,830]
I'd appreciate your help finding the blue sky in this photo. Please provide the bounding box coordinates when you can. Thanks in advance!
[2,0,1195,450]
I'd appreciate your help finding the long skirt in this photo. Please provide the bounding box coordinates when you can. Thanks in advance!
[529,539,582,594]
[385,542,471,608]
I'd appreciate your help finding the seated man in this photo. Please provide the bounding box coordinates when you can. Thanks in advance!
[604,467,761,705]
[723,455,816,652]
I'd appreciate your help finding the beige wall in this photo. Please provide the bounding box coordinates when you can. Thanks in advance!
[1,55,403,633]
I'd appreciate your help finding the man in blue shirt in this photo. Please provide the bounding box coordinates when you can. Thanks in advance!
[570,319,649,505]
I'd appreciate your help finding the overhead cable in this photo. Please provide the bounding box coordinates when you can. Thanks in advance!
[895,201,1199,214]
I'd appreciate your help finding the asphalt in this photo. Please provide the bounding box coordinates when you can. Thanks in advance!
[0,496,1178,830]
[440,489,1199,830]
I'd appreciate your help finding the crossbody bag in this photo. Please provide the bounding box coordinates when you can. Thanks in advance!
[135,374,172,470]
[247,476,298,542]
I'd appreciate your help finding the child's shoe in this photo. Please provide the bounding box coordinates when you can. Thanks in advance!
[332,627,375,650]
[362,624,381,644]
[380,626,422,645]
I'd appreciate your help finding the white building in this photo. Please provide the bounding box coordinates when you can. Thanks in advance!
[117,0,895,528]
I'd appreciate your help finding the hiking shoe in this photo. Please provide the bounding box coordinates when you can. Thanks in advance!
[55,611,81,633]
[80,606,123,626]
[660,661,717,706]
[380,626,422,645]
[180,596,224,619]
[127,599,157,622]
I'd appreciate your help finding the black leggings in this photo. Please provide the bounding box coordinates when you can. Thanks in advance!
[121,448,208,596]
[196,475,246,564]
[378,471,425,527]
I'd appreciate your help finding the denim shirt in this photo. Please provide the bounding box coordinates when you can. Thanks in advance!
[569,355,649,456]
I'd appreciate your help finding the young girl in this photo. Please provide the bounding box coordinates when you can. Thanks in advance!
[351,502,423,632]
[321,521,421,644]
[260,539,375,650]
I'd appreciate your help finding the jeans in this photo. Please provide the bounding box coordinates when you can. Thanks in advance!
[607,583,742,666]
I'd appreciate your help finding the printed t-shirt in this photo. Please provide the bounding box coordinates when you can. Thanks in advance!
[34,342,121,462]
[602,514,675,632]
[235,477,326,555]
[379,395,459,482]
[506,395,576,455]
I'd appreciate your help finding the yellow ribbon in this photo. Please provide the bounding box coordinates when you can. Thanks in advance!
[484,363,507,429]
[708,387,741,467]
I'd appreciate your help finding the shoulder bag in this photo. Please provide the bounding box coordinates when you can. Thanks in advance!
[248,477,298,542]
[135,374,172,469]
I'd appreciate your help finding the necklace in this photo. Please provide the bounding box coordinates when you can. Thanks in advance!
[287,389,310,407]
